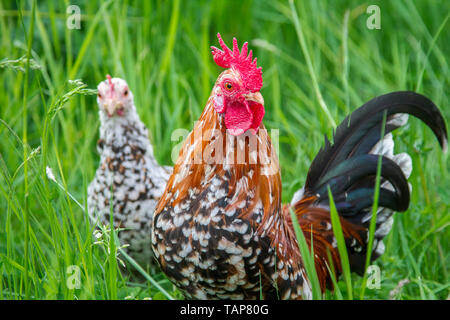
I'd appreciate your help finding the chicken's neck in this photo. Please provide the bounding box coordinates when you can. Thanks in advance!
[156,96,282,227]
[98,105,154,157]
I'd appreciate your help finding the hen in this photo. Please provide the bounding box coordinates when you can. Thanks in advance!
[88,75,171,267]
[151,34,447,299]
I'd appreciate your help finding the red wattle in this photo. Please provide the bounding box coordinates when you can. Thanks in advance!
[224,100,253,136]
[249,101,265,132]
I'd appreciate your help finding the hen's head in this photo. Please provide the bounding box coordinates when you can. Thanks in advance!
[97,75,134,118]
[211,33,264,136]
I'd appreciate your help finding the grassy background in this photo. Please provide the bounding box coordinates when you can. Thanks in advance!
[0,0,448,299]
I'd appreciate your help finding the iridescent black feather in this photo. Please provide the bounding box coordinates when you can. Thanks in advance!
[300,91,447,276]
[305,91,447,194]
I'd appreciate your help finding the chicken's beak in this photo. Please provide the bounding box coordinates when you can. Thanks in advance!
[103,99,124,117]
[242,91,264,106]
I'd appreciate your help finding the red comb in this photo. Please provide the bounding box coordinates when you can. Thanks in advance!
[106,74,114,93]
[211,33,262,92]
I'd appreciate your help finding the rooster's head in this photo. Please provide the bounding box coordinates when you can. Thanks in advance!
[97,75,134,118]
[211,33,264,136]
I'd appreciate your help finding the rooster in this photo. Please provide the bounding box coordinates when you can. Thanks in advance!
[88,75,171,267]
[151,34,447,299]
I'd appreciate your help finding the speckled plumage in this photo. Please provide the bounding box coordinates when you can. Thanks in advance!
[88,77,171,267]
[152,93,309,299]
[152,109,276,299]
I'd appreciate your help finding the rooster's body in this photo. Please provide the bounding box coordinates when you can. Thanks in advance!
[152,35,447,299]
[88,76,171,267]
[153,98,280,299]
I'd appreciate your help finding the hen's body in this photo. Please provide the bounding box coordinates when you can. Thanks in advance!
[88,77,171,267]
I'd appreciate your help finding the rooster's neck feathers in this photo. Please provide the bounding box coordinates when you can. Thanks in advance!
[155,95,281,223]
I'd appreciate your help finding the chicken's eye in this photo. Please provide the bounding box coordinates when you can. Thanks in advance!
[98,93,102,99]
[124,89,128,96]
[224,82,234,92]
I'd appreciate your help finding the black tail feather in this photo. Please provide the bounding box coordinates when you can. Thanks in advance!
[301,91,447,273]
[315,154,410,212]
[305,91,448,197]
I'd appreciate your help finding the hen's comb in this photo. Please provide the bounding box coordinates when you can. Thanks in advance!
[211,33,262,92]
[106,74,114,93]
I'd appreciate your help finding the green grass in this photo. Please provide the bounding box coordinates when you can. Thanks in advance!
[0,0,448,300]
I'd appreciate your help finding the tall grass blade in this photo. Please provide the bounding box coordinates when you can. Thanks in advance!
[327,186,353,299]
[289,208,322,300]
